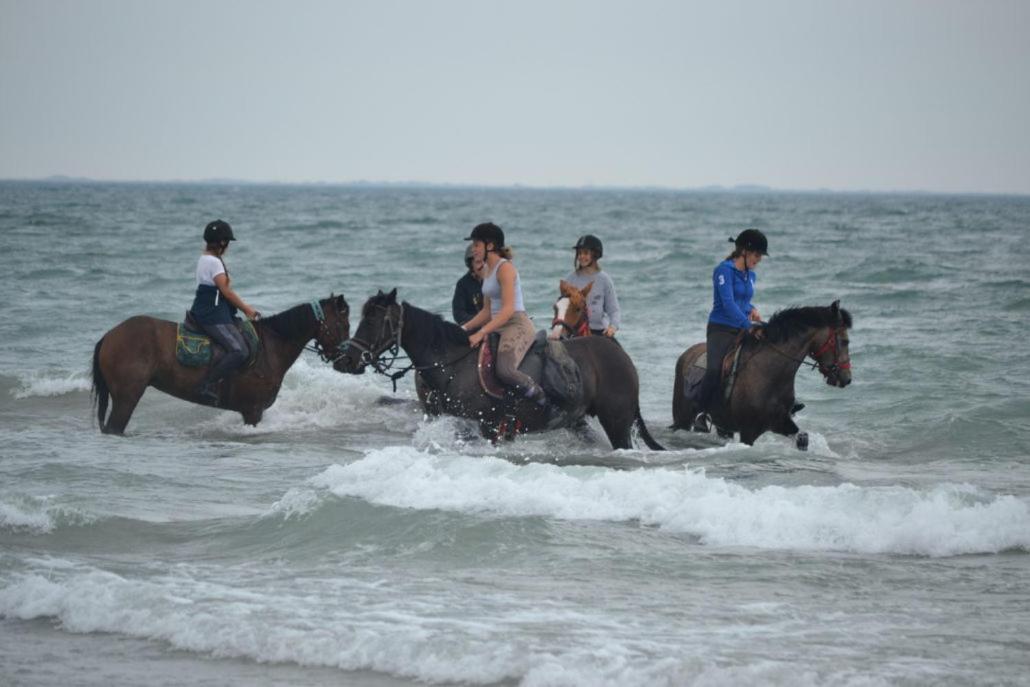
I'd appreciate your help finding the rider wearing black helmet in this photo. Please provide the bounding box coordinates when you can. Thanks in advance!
[564,234,621,337]
[460,222,563,426]
[692,228,768,432]
[189,219,261,403]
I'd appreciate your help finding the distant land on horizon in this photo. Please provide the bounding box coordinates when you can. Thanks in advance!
[0,175,1025,198]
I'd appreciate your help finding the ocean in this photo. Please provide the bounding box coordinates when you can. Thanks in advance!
[1,181,1028,686]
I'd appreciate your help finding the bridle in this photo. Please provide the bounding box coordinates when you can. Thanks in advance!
[810,325,851,381]
[304,299,350,363]
[759,324,851,383]
[344,302,405,375]
[552,297,590,339]
[343,301,476,392]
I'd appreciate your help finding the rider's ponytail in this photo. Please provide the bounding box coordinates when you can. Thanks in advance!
[498,246,514,260]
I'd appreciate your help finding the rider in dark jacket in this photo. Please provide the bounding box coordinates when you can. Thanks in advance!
[452,244,484,327]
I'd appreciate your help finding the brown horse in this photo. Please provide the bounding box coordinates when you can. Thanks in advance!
[672,301,853,448]
[334,290,664,450]
[91,295,349,434]
[548,280,592,340]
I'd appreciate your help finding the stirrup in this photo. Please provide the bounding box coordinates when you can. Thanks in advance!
[196,382,220,404]
[691,412,712,433]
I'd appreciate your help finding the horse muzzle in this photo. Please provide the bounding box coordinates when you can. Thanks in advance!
[332,344,367,374]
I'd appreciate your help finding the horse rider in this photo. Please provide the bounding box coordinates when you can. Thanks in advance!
[692,228,768,432]
[460,222,562,425]
[189,219,261,402]
[452,243,484,329]
[564,234,621,337]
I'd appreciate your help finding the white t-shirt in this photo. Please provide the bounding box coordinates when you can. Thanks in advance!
[196,254,226,287]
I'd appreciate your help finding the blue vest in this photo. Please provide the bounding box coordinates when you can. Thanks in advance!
[190,284,235,325]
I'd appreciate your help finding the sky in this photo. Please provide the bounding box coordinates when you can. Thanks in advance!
[1,0,1029,194]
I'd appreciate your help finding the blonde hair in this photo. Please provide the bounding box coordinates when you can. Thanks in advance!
[497,246,513,260]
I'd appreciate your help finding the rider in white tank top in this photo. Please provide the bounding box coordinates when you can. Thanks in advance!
[481,258,525,316]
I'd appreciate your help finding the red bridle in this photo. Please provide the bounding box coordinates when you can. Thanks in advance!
[552,300,591,338]
[811,326,851,378]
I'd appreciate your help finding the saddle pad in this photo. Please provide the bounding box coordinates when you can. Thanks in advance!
[176,320,260,368]
[477,330,547,399]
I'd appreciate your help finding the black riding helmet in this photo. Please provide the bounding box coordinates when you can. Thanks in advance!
[730,228,769,256]
[203,219,236,244]
[465,222,505,252]
[572,234,603,259]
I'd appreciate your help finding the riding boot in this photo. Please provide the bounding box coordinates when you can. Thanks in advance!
[527,385,566,430]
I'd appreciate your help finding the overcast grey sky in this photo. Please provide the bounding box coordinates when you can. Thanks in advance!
[2,0,1028,193]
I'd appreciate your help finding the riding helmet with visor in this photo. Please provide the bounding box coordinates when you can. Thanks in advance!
[465,222,505,252]
[204,219,236,244]
[572,234,603,259]
[730,228,769,256]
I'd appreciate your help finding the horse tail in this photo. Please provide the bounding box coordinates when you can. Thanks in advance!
[91,337,109,429]
[634,407,665,451]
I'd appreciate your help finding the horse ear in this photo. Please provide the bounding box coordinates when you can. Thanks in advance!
[376,289,384,297]
[581,281,594,297]
[830,299,840,313]
[388,288,397,302]
[559,280,571,296]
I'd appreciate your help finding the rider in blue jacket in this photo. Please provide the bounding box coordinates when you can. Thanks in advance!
[693,229,768,432]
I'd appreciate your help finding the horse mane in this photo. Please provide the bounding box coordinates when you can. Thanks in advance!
[763,305,852,343]
[398,300,469,357]
[261,303,314,339]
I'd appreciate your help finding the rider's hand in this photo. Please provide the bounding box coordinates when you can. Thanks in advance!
[468,330,485,348]
[749,307,762,322]
[604,326,617,337]
[244,306,261,320]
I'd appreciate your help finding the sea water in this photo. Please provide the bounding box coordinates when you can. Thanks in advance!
[1,182,1028,686]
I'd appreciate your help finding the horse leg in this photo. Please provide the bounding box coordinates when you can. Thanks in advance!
[598,417,632,449]
[771,416,808,451]
[103,383,147,435]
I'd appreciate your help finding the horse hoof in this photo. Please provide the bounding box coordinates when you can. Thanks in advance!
[795,432,809,451]
[791,402,805,415]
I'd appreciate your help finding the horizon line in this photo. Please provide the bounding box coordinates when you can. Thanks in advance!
[0,175,1027,198]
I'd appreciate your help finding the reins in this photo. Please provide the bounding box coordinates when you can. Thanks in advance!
[748,325,849,381]
[345,303,478,392]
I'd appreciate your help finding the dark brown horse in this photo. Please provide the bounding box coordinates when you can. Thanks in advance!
[91,295,349,434]
[548,280,592,340]
[334,290,663,450]
[672,301,852,448]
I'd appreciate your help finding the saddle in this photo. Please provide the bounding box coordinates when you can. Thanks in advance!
[682,335,746,403]
[478,330,585,413]
[176,313,260,368]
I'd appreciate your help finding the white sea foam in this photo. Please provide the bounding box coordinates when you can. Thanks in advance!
[206,358,420,434]
[0,569,742,686]
[301,446,1030,557]
[0,497,95,534]
[11,371,91,399]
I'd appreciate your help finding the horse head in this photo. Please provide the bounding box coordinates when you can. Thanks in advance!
[334,288,402,374]
[808,300,852,388]
[549,280,592,340]
[313,293,351,363]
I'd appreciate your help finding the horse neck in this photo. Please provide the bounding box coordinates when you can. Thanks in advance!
[399,306,467,372]
[752,327,819,382]
[257,306,318,371]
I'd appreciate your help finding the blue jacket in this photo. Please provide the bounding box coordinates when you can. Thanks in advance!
[708,259,755,330]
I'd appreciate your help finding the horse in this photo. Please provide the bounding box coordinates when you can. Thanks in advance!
[671,301,853,449]
[549,279,592,340]
[334,289,664,451]
[91,295,350,434]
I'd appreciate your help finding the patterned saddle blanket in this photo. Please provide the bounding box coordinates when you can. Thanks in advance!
[175,316,260,368]
[682,341,745,403]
